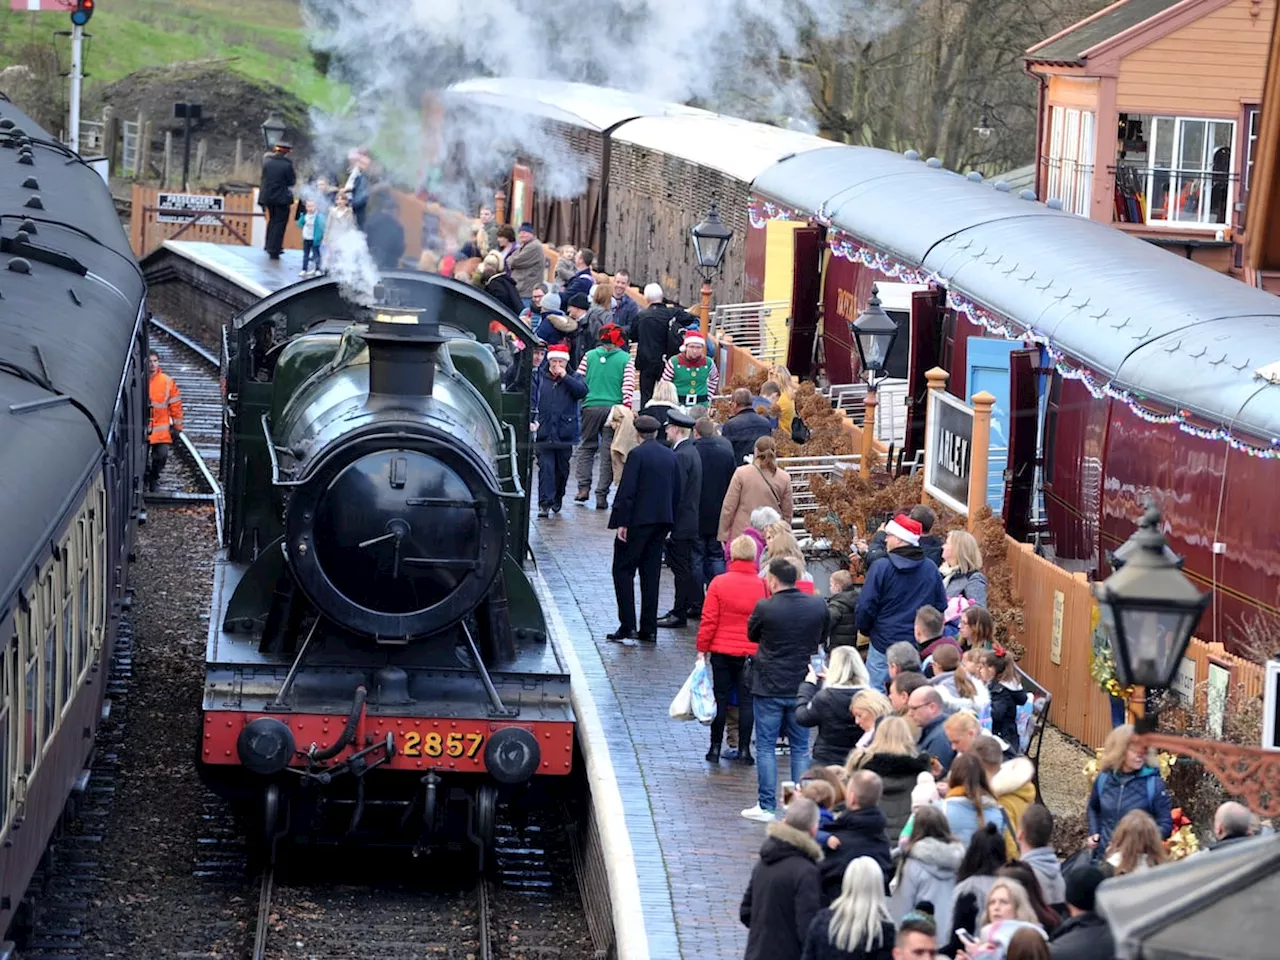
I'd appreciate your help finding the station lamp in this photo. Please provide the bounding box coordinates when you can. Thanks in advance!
[690,201,733,278]
[261,113,287,151]
[71,0,94,26]
[1092,502,1209,690]
[689,201,734,339]
[850,284,898,386]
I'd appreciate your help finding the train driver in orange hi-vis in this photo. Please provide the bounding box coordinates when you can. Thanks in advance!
[146,349,184,493]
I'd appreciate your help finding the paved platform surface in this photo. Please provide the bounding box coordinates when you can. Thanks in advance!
[533,499,791,960]
[162,240,305,297]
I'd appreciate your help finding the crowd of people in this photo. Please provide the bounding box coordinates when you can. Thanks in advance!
[259,143,407,273]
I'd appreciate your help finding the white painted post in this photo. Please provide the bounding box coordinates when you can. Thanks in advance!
[67,23,84,151]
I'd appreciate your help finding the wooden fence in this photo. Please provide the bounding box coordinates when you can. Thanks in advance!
[129,184,305,257]
[1005,537,1266,748]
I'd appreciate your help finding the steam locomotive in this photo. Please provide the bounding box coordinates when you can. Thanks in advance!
[198,273,572,863]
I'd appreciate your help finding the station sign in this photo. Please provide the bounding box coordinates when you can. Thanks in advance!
[924,389,973,515]
[156,192,226,226]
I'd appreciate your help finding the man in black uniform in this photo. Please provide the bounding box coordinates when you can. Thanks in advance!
[607,415,681,643]
[259,142,296,260]
[658,409,702,628]
[692,416,736,587]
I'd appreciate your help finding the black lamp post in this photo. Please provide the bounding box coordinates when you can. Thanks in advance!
[1093,502,1209,694]
[1093,501,1280,818]
[851,284,898,388]
[690,201,733,340]
[850,284,899,476]
[261,113,287,151]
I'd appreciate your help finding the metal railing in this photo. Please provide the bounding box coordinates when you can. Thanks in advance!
[712,300,790,367]
[778,454,862,517]
[822,379,908,447]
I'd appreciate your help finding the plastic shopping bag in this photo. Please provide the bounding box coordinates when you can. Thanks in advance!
[690,660,716,725]
[669,671,696,721]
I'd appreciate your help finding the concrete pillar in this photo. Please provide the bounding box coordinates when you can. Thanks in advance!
[968,390,996,531]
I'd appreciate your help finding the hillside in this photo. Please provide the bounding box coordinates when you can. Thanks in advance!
[0,0,336,119]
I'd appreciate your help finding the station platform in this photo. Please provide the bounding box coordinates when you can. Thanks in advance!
[141,240,767,958]
[531,504,769,960]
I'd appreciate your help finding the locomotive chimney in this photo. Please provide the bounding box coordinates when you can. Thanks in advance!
[366,306,445,398]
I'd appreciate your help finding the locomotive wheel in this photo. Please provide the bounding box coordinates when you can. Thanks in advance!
[253,783,288,868]
[475,785,498,873]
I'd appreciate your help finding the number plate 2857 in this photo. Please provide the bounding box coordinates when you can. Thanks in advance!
[401,730,484,759]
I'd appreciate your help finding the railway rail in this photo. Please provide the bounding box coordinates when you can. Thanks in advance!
[145,317,224,537]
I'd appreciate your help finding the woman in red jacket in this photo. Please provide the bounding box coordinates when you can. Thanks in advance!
[697,534,769,765]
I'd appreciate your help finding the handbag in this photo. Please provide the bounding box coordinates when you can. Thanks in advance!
[791,414,811,445]
[740,655,754,695]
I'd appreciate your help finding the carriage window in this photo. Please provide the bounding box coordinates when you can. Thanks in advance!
[22,600,35,776]
[41,563,56,749]
[1,629,11,836]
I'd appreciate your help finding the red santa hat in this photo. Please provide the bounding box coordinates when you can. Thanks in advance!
[681,329,706,351]
[546,343,571,361]
[884,514,923,546]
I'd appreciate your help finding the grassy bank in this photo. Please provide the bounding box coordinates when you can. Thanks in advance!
[0,0,336,107]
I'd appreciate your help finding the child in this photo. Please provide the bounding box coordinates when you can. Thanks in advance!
[914,604,956,667]
[932,644,987,717]
[824,569,860,654]
[962,647,994,733]
[801,779,841,850]
[297,198,325,277]
[980,647,1030,756]
[323,189,357,249]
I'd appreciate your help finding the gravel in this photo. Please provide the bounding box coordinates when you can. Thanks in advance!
[1036,726,1093,818]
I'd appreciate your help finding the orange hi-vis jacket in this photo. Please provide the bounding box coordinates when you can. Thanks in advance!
[148,369,184,445]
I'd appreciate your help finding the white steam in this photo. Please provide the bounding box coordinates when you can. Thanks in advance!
[324,228,380,306]
[302,0,912,211]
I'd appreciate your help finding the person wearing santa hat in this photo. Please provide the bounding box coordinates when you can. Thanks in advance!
[532,342,587,518]
[659,329,719,407]
[855,513,947,692]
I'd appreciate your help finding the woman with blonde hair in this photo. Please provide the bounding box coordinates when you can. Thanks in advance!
[800,857,896,960]
[718,435,793,545]
[1086,724,1172,861]
[771,365,798,433]
[796,645,870,765]
[1104,808,1167,876]
[941,529,988,613]
[962,877,1047,958]
[695,534,768,765]
[849,689,893,749]
[846,715,932,837]
[637,379,681,445]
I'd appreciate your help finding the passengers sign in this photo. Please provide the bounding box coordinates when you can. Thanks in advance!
[924,390,974,515]
[156,192,225,226]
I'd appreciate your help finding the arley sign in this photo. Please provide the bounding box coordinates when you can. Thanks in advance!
[924,389,974,514]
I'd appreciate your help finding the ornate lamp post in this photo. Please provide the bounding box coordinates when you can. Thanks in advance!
[1096,502,1280,815]
[690,202,733,341]
[261,113,287,151]
[850,284,899,477]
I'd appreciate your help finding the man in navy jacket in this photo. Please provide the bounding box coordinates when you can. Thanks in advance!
[856,514,947,692]
[608,415,681,642]
[533,343,587,517]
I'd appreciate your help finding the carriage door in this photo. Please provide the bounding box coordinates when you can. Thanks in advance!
[965,339,1024,515]
[1003,349,1042,540]
[786,226,825,378]
[904,288,945,461]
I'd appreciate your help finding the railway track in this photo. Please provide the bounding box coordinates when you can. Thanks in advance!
[145,317,224,533]
[244,807,577,960]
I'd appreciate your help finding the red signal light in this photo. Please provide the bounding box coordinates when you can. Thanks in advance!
[70,0,93,26]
